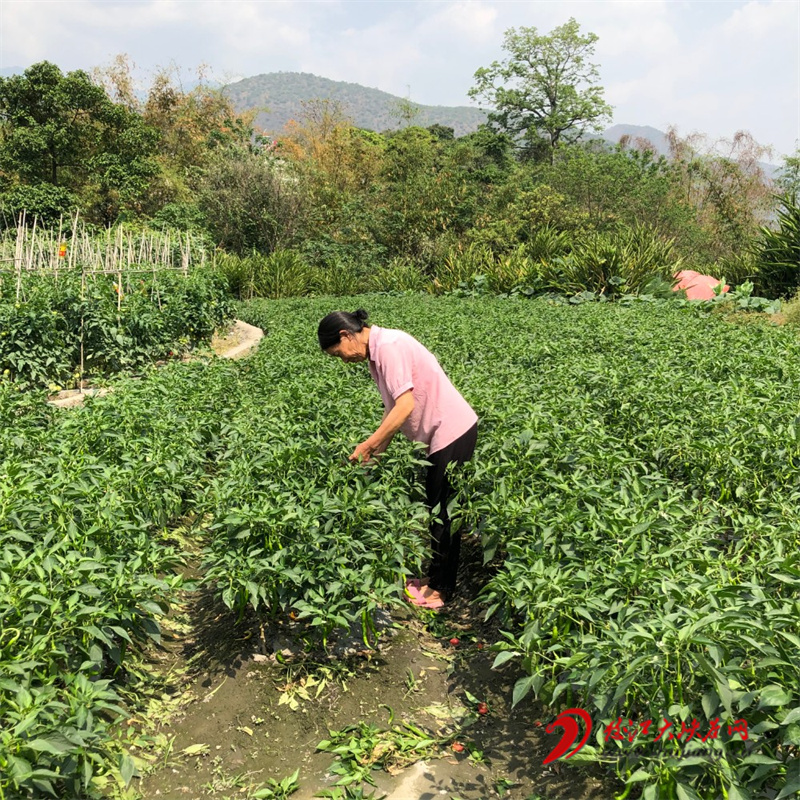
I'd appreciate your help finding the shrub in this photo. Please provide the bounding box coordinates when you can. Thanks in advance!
[214,251,259,300]
[0,184,78,229]
[751,194,800,298]
[252,249,311,299]
[540,223,682,295]
[364,258,431,294]
[309,259,363,296]
[523,224,573,263]
[435,243,494,293]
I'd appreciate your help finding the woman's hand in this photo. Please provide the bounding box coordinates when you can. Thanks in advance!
[349,390,413,464]
[349,440,376,463]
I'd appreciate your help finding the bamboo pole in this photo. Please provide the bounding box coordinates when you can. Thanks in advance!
[67,211,79,271]
[1,213,206,278]
[182,231,189,277]
[79,259,86,394]
[25,217,37,272]
[54,216,63,279]
[14,211,25,302]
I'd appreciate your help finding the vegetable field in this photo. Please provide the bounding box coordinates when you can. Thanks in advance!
[2,294,800,800]
[0,268,232,389]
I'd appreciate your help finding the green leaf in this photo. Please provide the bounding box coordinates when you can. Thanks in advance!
[491,650,520,669]
[675,781,702,800]
[25,733,74,756]
[776,776,800,800]
[781,706,800,725]
[784,722,800,746]
[740,754,779,765]
[512,675,535,708]
[701,689,720,720]
[120,752,136,786]
[758,684,792,709]
[8,755,32,780]
[726,784,752,800]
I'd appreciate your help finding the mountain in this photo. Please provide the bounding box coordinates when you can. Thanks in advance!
[222,72,487,137]
[601,123,779,180]
[602,124,671,155]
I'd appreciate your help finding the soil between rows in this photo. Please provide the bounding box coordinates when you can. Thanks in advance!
[133,538,615,800]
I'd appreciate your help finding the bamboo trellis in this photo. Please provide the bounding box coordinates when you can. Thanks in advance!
[0,212,208,392]
[0,213,201,280]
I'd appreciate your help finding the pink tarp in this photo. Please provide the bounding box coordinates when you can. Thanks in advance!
[672,270,730,301]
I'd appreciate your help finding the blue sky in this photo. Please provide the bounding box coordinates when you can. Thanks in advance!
[1,0,798,157]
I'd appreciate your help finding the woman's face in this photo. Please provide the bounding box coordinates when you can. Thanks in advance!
[325,330,366,363]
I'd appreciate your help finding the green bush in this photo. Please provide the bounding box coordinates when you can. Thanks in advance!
[253,249,311,299]
[752,195,800,298]
[0,184,78,229]
[713,251,758,288]
[435,243,494,292]
[540,223,682,295]
[309,259,363,296]
[214,251,259,299]
[0,269,233,388]
[523,224,574,263]
[364,258,431,293]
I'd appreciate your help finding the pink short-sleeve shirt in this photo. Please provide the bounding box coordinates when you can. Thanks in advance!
[367,325,478,455]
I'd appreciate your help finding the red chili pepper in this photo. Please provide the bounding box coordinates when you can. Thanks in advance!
[477,702,489,715]
[449,637,460,646]
[451,741,465,752]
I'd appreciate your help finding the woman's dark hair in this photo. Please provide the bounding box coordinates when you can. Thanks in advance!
[317,309,369,350]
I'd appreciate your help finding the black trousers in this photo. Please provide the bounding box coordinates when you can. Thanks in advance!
[426,422,478,596]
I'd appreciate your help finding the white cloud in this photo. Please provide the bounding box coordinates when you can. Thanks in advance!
[300,19,424,96]
[418,1,500,45]
[722,0,798,39]
[0,0,797,156]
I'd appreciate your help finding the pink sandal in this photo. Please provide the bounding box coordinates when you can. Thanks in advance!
[404,582,445,610]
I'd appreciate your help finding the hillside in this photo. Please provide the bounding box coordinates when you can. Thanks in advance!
[602,123,778,180]
[602,123,671,155]
[222,72,487,136]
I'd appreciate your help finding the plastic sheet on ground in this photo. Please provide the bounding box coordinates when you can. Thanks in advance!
[673,270,730,300]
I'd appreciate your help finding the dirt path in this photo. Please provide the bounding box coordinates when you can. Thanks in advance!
[209,320,264,360]
[131,540,615,800]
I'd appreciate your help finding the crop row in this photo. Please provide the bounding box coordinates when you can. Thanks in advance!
[0,302,431,797]
[0,363,241,796]
[0,269,233,389]
[442,301,800,800]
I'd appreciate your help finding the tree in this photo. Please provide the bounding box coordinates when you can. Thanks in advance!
[0,62,111,186]
[276,100,387,266]
[776,148,800,199]
[0,61,159,224]
[469,19,612,163]
[198,145,306,255]
[665,127,775,260]
[390,96,422,129]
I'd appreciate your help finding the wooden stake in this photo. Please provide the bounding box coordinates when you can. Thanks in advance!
[14,211,25,302]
